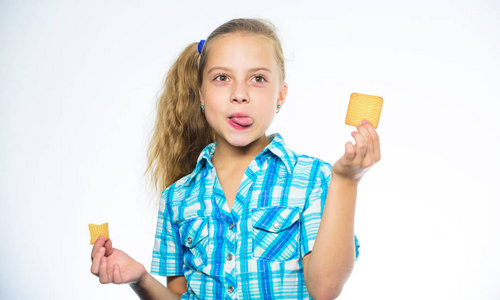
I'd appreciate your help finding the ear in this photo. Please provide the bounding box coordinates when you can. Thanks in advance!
[199,88,204,105]
[277,82,288,107]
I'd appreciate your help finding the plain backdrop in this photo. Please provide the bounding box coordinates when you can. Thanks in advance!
[1,0,499,299]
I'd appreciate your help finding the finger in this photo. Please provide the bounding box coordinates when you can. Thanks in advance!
[357,123,376,168]
[99,256,111,284]
[351,131,368,165]
[91,235,105,259]
[90,247,105,276]
[113,264,123,284]
[362,120,381,161]
[344,141,355,161]
[104,238,114,257]
[356,123,373,154]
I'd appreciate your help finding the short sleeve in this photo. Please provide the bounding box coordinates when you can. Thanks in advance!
[299,162,360,260]
[151,188,185,276]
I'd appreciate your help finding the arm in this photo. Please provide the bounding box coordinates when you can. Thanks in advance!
[303,176,358,299]
[90,236,183,300]
[130,274,183,300]
[303,120,381,299]
[167,276,188,295]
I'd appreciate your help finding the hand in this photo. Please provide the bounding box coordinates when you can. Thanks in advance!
[90,235,147,285]
[332,120,381,183]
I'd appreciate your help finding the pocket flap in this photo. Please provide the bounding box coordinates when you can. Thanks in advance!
[252,206,300,233]
[179,218,209,249]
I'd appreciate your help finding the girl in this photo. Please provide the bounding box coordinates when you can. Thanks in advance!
[91,18,380,300]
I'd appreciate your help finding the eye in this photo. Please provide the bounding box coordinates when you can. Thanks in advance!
[252,75,267,83]
[214,74,228,82]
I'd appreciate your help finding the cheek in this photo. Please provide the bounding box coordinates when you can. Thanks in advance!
[259,85,281,104]
[204,106,219,124]
[203,88,229,106]
[261,107,277,125]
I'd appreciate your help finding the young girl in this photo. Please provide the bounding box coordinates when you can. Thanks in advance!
[91,18,380,300]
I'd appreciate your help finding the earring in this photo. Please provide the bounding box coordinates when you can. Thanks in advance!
[201,104,205,114]
[276,104,281,113]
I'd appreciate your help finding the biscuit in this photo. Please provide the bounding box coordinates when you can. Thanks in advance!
[88,222,109,245]
[345,93,383,129]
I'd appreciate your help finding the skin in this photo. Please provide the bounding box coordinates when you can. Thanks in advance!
[90,236,181,299]
[90,31,381,300]
[303,120,381,299]
[199,32,288,210]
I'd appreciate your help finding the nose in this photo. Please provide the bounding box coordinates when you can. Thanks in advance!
[231,81,249,103]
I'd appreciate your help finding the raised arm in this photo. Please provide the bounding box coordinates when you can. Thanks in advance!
[303,120,381,299]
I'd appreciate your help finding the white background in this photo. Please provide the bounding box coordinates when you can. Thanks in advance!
[1,0,499,299]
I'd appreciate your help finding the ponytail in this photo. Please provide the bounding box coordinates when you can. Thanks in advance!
[146,42,214,194]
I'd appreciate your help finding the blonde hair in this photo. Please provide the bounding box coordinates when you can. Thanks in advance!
[147,18,286,194]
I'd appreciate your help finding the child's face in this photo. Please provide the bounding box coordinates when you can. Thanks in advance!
[200,33,287,151]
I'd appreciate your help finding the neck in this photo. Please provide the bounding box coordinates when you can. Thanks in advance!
[212,135,270,170]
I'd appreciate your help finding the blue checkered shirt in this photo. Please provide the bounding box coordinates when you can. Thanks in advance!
[151,133,359,299]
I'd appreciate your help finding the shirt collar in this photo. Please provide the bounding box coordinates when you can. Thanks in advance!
[256,133,297,175]
[182,133,297,186]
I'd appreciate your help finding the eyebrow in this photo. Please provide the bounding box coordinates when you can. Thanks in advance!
[207,66,273,74]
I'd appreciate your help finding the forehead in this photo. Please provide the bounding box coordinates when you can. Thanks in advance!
[205,33,277,71]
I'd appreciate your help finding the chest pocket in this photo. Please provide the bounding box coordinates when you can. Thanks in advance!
[179,217,210,268]
[251,206,301,262]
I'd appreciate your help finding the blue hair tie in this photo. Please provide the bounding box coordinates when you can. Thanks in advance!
[198,40,206,54]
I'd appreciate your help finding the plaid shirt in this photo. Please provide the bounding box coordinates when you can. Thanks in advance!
[151,133,359,299]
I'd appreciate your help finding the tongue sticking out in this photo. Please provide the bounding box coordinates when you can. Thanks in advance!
[230,117,253,127]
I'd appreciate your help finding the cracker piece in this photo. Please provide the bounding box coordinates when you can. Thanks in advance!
[345,93,383,129]
[88,222,109,245]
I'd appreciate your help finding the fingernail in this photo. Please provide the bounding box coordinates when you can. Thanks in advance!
[362,119,368,124]
[99,247,105,253]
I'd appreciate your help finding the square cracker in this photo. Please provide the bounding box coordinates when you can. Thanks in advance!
[88,222,109,245]
[345,93,383,129]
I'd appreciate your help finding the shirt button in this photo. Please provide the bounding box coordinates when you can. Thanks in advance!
[273,221,280,229]
[228,223,234,230]
[226,253,233,261]
[186,237,193,245]
[227,286,234,293]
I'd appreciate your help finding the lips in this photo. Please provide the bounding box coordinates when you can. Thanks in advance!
[228,113,253,129]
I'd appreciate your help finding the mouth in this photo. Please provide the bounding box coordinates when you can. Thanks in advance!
[228,114,253,129]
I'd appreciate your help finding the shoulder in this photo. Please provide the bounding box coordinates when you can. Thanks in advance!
[290,150,332,183]
[269,133,331,180]
[159,169,203,210]
[159,143,215,206]
[161,169,200,195]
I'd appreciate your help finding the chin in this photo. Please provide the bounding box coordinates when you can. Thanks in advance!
[224,132,265,148]
[227,137,254,148]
